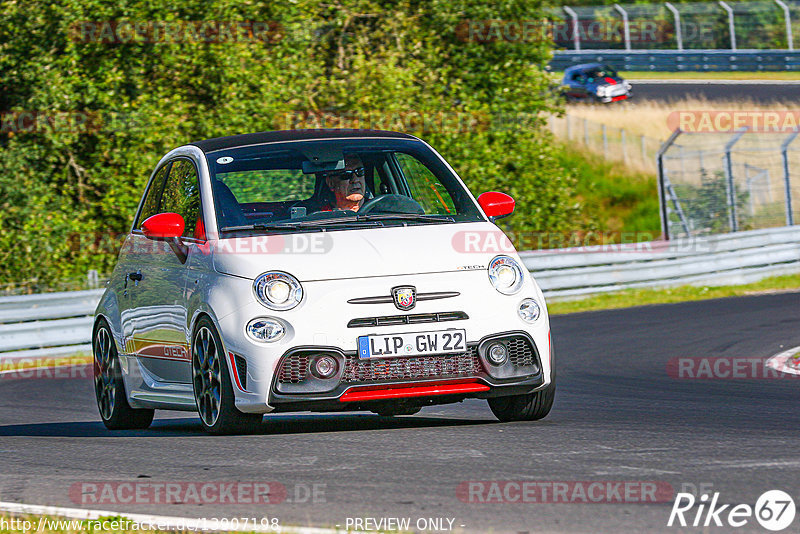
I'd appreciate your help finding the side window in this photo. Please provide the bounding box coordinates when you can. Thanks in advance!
[159,159,203,239]
[395,153,456,215]
[136,163,170,227]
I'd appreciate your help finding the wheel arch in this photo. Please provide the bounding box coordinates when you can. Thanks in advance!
[188,309,240,394]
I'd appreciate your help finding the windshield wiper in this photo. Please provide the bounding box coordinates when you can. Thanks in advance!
[292,218,384,228]
[220,223,304,233]
[355,213,456,223]
[220,219,383,232]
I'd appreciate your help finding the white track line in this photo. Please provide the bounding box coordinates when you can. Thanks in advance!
[629,79,800,85]
[765,346,800,376]
[0,501,345,533]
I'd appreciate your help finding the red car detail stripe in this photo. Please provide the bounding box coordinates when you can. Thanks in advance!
[228,351,246,392]
[339,380,489,402]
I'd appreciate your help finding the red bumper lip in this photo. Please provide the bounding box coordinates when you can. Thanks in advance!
[339,379,490,402]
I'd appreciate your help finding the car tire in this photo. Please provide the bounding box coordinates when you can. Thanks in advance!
[487,380,556,422]
[192,317,262,435]
[93,320,155,430]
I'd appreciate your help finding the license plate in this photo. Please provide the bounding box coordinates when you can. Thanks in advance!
[357,329,467,359]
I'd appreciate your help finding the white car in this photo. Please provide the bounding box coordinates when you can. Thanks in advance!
[93,129,555,434]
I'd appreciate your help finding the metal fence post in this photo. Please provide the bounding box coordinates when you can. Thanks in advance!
[621,128,628,164]
[614,4,632,50]
[602,124,608,158]
[665,2,683,50]
[781,129,798,226]
[563,6,581,50]
[641,134,646,162]
[719,1,737,50]
[724,127,748,232]
[584,118,589,146]
[87,270,99,289]
[775,0,794,50]
[657,129,685,240]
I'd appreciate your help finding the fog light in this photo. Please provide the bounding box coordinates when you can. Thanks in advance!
[487,343,508,365]
[311,355,338,379]
[518,298,541,323]
[246,318,285,342]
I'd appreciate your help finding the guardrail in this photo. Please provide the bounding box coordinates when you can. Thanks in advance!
[521,226,800,297]
[1,226,799,359]
[0,289,103,360]
[550,49,800,71]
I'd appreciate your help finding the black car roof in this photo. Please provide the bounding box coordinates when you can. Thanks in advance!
[190,129,418,153]
[564,63,606,74]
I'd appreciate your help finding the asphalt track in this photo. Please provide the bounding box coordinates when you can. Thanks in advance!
[1,292,800,533]
[631,80,800,103]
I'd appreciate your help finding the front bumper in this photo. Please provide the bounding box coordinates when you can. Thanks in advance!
[266,330,545,411]
[597,89,631,103]
[208,269,552,413]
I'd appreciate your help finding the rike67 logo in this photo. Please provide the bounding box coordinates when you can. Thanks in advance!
[668,490,796,531]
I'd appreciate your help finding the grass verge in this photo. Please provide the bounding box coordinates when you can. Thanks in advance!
[547,273,800,315]
[553,141,661,242]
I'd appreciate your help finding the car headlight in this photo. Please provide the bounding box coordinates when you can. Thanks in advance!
[624,81,632,90]
[488,255,525,295]
[596,86,607,96]
[518,298,541,323]
[246,318,286,342]
[254,272,303,310]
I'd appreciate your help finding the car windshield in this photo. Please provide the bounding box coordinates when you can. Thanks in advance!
[581,65,617,80]
[206,138,483,234]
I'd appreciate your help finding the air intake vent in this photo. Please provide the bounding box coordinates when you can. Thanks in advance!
[347,311,468,328]
[234,354,248,390]
[276,346,484,385]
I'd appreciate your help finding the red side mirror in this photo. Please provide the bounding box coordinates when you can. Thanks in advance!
[478,192,515,220]
[142,213,185,240]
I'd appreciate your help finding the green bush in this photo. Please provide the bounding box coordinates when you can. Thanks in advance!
[0,0,580,289]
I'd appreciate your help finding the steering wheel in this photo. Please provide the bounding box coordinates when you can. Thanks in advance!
[358,194,425,215]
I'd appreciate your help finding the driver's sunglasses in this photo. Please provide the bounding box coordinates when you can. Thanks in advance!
[328,167,365,181]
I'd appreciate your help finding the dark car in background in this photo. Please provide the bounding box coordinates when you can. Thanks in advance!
[561,63,632,103]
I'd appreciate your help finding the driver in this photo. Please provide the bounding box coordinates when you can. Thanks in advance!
[322,154,370,212]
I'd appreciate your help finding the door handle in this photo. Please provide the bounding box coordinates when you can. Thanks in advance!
[127,271,143,287]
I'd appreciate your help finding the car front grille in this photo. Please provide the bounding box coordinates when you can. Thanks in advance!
[275,347,483,386]
[277,353,310,384]
[505,336,537,367]
[347,311,468,328]
[341,348,482,384]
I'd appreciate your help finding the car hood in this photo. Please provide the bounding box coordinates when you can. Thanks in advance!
[210,221,517,281]
[588,76,625,89]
